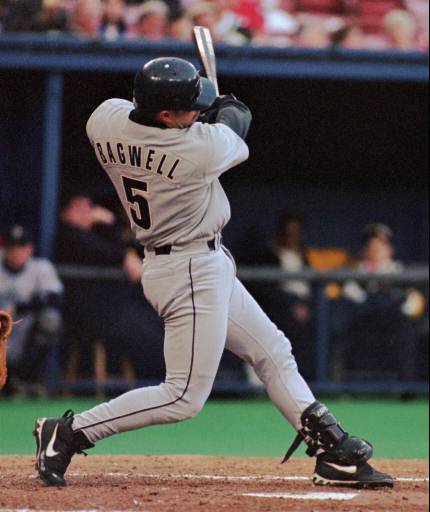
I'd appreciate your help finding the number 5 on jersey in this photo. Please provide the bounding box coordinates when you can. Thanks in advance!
[122,176,152,230]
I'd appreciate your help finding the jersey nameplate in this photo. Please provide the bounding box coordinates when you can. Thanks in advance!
[96,142,180,181]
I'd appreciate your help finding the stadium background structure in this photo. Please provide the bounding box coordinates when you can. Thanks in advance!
[0,35,428,398]
[0,36,428,260]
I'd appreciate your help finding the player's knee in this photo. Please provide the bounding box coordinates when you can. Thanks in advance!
[163,399,204,422]
[37,308,62,334]
[177,396,206,420]
[161,380,208,421]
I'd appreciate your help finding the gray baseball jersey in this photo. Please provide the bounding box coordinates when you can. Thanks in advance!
[0,252,63,365]
[0,251,63,310]
[86,99,249,248]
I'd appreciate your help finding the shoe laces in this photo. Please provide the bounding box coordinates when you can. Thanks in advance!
[59,410,89,456]
[282,432,305,464]
[62,409,75,423]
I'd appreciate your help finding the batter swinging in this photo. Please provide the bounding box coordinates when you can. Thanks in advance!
[34,58,394,489]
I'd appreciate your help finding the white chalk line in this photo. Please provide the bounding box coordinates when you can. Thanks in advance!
[243,492,359,501]
[2,473,428,512]
[0,493,360,512]
[399,476,430,482]
[23,471,429,483]
[108,472,310,482]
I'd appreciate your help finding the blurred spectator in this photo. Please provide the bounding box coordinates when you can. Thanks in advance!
[230,0,265,34]
[272,212,316,381]
[272,212,353,358]
[33,0,69,33]
[132,0,170,41]
[404,0,429,50]
[2,0,41,32]
[238,210,354,381]
[0,225,63,396]
[213,0,253,45]
[294,16,330,47]
[168,9,193,41]
[56,194,164,387]
[330,222,427,381]
[71,0,103,38]
[163,0,182,18]
[330,21,367,49]
[237,212,317,380]
[187,1,249,45]
[188,2,218,35]
[0,0,427,50]
[56,194,136,269]
[358,222,402,272]
[100,0,127,40]
[276,211,311,301]
[261,0,299,42]
[383,8,418,50]
[357,0,402,34]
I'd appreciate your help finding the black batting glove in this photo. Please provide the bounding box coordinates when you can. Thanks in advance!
[198,94,241,124]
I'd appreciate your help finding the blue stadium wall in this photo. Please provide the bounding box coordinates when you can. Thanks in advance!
[0,36,428,262]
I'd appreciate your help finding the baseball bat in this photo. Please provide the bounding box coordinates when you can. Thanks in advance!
[192,26,220,96]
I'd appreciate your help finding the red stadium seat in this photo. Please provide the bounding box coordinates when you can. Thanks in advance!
[359,0,404,32]
[296,0,344,14]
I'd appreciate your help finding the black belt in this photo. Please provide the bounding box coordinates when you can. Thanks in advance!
[154,237,217,256]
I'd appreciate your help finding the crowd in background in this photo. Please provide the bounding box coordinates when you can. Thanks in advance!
[243,213,428,383]
[0,0,428,51]
[0,196,428,397]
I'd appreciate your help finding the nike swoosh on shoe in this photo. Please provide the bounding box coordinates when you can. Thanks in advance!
[46,424,61,458]
[324,462,358,474]
[35,419,46,460]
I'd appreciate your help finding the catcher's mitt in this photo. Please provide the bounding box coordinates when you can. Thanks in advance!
[0,311,14,390]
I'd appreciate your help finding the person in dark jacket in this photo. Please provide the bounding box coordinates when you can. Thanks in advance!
[56,194,164,384]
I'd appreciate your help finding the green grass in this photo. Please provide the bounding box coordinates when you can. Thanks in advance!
[0,397,428,459]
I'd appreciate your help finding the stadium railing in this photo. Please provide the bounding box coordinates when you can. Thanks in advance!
[46,264,429,397]
[0,34,428,81]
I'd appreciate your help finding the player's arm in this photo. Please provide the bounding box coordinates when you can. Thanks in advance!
[17,261,64,314]
[86,98,133,146]
[202,121,250,184]
[16,292,63,315]
[200,95,252,140]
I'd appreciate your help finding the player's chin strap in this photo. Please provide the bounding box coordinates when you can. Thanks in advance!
[282,401,373,465]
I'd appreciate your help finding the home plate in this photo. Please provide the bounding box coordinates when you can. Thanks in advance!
[243,492,358,501]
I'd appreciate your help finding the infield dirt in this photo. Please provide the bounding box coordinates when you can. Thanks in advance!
[0,456,428,512]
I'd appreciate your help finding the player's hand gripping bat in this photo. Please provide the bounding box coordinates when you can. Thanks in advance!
[193,26,220,96]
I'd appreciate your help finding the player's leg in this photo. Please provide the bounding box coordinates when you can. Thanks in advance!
[21,308,62,383]
[6,315,34,378]
[34,250,236,486]
[225,276,394,489]
[225,276,315,428]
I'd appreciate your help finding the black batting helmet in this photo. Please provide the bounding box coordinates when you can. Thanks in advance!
[133,57,217,114]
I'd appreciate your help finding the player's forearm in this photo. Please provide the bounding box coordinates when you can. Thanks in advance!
[216,98,252,140]
[16,292,63,314]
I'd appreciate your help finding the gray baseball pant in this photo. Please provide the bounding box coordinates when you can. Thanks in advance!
[73,246,315,442]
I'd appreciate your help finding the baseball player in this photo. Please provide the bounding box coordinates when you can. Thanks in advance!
[0,225,63,392]
[34,58,394,489]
